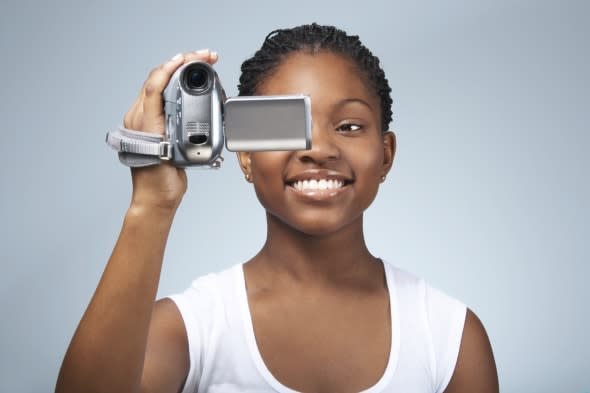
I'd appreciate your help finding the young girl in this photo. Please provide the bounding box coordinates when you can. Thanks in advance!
[56,24,498,393]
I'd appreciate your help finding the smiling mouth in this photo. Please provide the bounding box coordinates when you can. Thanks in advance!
[291,179,346,191]
[289,179,351,192]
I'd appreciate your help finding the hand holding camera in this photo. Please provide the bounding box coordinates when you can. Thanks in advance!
[111,49,312,211]
[122,50,219,212]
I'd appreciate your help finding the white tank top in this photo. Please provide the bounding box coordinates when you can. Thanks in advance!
[169,261,466,393]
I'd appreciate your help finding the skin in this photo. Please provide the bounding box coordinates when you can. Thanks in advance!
[55,50,212,393]
[238,52,395,392]
[55,49,498,393]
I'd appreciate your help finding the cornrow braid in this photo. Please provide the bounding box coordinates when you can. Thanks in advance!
[238,23,393,132]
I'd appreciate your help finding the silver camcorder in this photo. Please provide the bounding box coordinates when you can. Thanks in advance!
[163,61,225,167]
[163,61,311,168]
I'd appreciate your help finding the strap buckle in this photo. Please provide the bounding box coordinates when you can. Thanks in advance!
[159,141,172,160]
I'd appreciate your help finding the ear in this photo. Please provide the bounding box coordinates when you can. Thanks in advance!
[236,151,253,179]
[381,131,396,177]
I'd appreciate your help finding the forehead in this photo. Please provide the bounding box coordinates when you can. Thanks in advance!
[256,51,379,110]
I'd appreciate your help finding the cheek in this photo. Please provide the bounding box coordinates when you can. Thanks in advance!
[250,151,288,180]
[344,141,385,210]
[347,141,385,180]
[249,151,289,206]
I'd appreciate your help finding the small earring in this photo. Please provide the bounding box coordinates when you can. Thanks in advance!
[380,175,386,183]
[245,173,252,183]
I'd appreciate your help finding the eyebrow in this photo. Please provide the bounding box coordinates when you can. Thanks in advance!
[335,98,374,113]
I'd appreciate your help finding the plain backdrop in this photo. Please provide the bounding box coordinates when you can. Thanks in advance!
[0,0,588,392]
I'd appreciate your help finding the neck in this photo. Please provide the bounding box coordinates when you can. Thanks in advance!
[250,212,380,287]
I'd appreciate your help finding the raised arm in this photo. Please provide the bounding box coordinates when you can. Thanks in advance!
[55,49,218,393]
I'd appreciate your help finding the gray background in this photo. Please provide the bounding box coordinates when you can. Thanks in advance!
[0,0,588,392]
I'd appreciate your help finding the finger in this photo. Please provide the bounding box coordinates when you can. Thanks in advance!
[183,49,219,65]
[132,105,144,130]
[140,53,186,131]
[124,95,143,128]
[210,51,219,64]
[124,69,153,129]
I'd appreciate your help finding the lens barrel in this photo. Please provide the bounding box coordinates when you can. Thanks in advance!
[184,65,209,91]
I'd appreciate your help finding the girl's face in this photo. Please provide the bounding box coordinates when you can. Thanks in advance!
[238,51,395,236]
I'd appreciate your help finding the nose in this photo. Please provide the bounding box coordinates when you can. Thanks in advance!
[296,124,340,164]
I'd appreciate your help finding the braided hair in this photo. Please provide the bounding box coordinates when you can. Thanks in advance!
[238,23,393,132]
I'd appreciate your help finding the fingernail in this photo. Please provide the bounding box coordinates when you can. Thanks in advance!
[195,48,210,55]
[211,51,218,59]
[170,53,183,61]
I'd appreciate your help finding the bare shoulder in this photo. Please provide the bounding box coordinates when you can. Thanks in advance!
[140,298,190,393]
[444,308,499,393]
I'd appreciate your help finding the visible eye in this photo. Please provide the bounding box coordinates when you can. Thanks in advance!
[336,123,362,132]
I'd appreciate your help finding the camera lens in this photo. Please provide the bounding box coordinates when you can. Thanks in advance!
[185,67,208,90]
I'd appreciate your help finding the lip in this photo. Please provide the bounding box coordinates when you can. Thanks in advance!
[287,185,350,201]
[285,169,353,201]
[285,169,353,184]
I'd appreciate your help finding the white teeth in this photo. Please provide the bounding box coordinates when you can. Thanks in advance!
[292,179,344,191]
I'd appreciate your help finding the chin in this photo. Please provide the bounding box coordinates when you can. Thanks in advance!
[274,211,363,238]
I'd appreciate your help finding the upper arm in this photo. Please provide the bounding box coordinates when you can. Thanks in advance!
[444,309,499,393]
[140,298,190,393]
